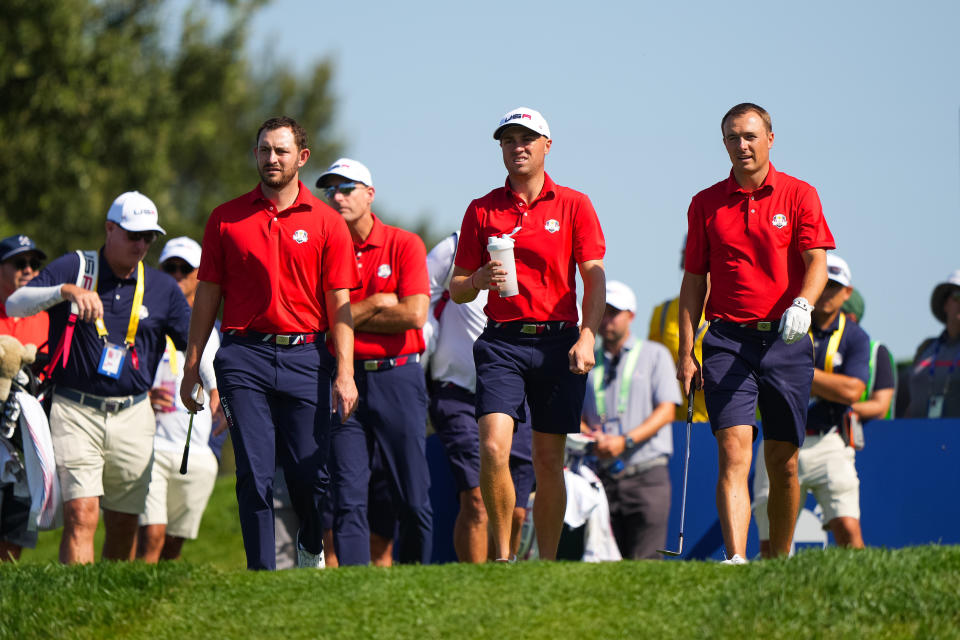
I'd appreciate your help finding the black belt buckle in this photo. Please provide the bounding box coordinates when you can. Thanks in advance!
[102,399,123,413]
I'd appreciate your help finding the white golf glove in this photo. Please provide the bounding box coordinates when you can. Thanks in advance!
[778,297,813,344]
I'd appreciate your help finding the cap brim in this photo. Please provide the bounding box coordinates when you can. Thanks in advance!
[1,246,47,262]
[493,123,545,140]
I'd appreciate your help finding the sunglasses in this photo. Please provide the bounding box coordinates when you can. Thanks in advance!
[162,262,195,276]
[11,257,42,271]
[323,182,359,200]
[125,230,158,244]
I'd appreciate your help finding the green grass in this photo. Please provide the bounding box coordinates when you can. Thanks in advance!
[2,547,959,639]
[8,476,960,639]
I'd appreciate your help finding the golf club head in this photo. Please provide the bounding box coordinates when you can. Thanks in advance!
[656,534,684,557]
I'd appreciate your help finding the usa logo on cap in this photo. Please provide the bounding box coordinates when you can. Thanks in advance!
[771,213,787,229]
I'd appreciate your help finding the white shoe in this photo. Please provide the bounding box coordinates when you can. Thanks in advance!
[296,530,326,569]
[720,554,748,565]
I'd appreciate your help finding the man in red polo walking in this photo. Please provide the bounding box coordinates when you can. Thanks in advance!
[451,107,606,562]
[181,116,360,570]
[678,103,834,563]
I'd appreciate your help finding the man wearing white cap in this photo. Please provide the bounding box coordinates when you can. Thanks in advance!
[6,191,192,564]
[753,253,871,554]
[315,158,433,565]
[450,107,606,561]
[906,270,960,418]
[137,237,223,562]
[581,281,681,559]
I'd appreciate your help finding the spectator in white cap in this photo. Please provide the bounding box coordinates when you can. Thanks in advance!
[753,252,872,554]
[5,191,191,564]
[137,237,224,562]
[580,280,681,559]
[906,269,960,418]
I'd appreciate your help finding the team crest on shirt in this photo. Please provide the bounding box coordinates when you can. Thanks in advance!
[139,305,149,319]
[293,230,308,244]
[377,264,392,278]
[771,213,788,229]
[544,219,560,233]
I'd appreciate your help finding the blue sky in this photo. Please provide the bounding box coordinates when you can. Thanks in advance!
[173,0,960,361]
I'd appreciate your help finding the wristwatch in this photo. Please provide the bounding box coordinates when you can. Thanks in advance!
[623,435,636,449]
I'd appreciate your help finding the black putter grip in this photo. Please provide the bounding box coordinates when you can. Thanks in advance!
[179,444,190,474]
[686,389,695,422]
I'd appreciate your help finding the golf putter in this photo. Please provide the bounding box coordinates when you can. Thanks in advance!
[658,389,695,557]
[179,383,204,475]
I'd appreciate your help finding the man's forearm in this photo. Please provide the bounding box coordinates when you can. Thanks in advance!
[678,272,708,358]
[627,402,677,443]
[579,260,605,335]
[811,369,866,405]
[5,285,64,317]
[355,295,428,334]
[326,289,355,375]
[184,282,221,371]
[798,249,828,305]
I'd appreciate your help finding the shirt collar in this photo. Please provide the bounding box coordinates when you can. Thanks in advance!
[249,180,314,212]
[98,247,137,284]
[726,163,780,196]
[813,312,843,336]
[355,213,385,249]
[503,172,557,207]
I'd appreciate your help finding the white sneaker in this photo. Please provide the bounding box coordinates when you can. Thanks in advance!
[296,530,326,569]
[720,554,748,565]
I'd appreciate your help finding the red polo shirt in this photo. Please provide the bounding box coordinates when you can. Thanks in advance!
[198,182,360,333]
[684,164,835,323]
[455,173,605,323]
[0,307,49,353]
[342,214,429,359]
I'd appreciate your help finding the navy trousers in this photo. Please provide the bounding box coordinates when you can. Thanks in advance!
[214,336,333,570]
[331,361,432,565]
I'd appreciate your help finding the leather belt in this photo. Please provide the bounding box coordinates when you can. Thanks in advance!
[606,455,669,479]
[360,353,421,372]
[715,319,779,332]
[490,320,572,335]
[227,330,323,345]
[56,387,148,414]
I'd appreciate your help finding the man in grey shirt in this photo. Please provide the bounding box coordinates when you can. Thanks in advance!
[582,281,681,559]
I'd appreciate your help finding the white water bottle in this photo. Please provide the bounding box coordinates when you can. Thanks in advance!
[487,235,519,297]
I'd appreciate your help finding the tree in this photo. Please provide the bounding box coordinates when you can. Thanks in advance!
[0,0,340,256]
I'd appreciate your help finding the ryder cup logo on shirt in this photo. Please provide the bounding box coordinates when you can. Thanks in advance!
[293,230,308,244]
[544,219,560,233]
[377,264,392,278]
[771,213,788,229]
[139,305,149,319]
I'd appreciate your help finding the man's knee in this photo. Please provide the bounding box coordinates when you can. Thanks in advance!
[63,497,100,532]
[716,426,754,475]
[764,441,799,484]
[460,489,487,525]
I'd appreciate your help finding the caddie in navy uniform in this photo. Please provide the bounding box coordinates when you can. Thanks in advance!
[317,158,433,566]
[6,191,191,564]
[450,107,606,562]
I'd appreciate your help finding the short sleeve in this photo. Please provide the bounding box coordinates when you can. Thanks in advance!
[842,326,871,385]
[321,213,362,291]
[873,343,896,391]
[795,185,835,252]
[454,202,483,272]
[684,198,708,275]
[396,232,429,299]
[28,252,80,289]
[572,195,605,264]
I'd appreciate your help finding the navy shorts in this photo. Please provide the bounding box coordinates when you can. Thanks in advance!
[701,321,814,446]
[473,326,586,435]
[430,382,535,502]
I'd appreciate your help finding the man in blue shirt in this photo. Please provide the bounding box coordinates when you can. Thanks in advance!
[5,191,191,564]
[752,254,870,555]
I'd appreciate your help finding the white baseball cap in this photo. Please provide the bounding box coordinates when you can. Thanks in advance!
[106,191,165,235]
[930,269,960,324]
[826,253,852,288]
[316,158,373,188]
[606,280,637,313]
[159,236,202,269]
[493,107,551,140]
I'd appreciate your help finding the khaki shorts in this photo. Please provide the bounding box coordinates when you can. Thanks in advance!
[752,431,860,539]
[49,394,156,514]
[140,448,218,539]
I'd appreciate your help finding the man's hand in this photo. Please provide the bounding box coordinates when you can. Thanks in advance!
[568,331,596,375]
[149,387,175,413]
[677,353,702,395]
[211,406,228,436]
[180,367,204,413]
[471,260,506,292]
[333,371,358,421]
[61,284,103,322]
[593,431,627,459]
[779,296,813,344]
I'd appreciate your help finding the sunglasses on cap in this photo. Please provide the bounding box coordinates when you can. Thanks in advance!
[162,261,195,276]
[323,181,360,200]
[10,257,42,271]
[126,230,158,244]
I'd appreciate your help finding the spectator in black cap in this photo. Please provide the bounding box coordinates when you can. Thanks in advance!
[906,270,960,418]
[0,234,49,354]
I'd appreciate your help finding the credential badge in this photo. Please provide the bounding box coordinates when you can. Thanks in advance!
[544,219,560,233]
[293,230,308,244]
[772,213,788,229]
[377,264,392,278]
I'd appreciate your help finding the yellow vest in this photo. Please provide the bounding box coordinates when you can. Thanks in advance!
[648,297,710,423]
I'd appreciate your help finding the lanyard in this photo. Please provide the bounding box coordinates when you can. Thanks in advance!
[813,313,845,374]
[928,338,960,394]
[593,342,642,421]
[165,335,180,376]
[96,262,145,366]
